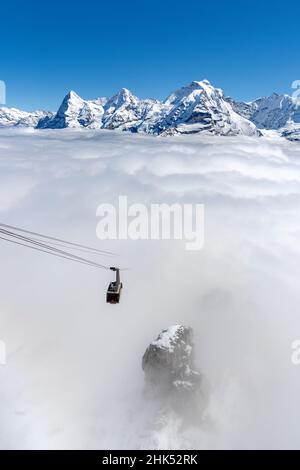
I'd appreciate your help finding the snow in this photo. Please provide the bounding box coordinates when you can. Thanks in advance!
[37,91,105,129]
[158,80,258,137]
[0,107,52,128]
[152,325,183,350]
[3,80,300,139]
[173,380,193,389]
[228,93,300,131]
[3,80,300,140]
[0,80,260,137]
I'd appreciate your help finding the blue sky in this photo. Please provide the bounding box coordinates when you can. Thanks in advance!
[1,0,299,110]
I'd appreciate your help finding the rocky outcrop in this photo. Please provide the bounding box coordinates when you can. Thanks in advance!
[142,325,208,420]
[281,127,300,141]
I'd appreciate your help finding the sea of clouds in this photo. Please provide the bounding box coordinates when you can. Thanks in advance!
[0,128,300,449]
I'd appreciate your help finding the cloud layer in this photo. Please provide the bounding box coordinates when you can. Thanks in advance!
[0,128,300,449]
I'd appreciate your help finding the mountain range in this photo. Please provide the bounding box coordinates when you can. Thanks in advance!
[1,80,299,140]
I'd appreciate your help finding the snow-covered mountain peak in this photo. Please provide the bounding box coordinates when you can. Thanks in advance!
[254,93,298,128]
[34,80,260,136]
[105,87,138,110]
[228,92,300,131]
[189,79,213,90]
[37,90,102,129]
[60,90,84,109]
[197,78,210,85]
[4,79,300,139]
[164,79,221,107]
[159,79,259,136]
[65,90,82,100]
[40,90,85,129]
[164,81,202,106]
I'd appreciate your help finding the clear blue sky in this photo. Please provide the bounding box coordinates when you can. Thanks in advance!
[1,0,299,111]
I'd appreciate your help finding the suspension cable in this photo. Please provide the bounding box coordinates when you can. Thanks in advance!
[0,228,111,270]
[0,222,115,256]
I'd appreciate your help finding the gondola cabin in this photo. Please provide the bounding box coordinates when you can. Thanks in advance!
[106,267,123,304]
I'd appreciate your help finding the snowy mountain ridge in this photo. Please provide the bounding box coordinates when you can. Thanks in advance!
[226,92,300,140]
[0,107,53,128]
[1,80,299,139]
[36,80,260,137]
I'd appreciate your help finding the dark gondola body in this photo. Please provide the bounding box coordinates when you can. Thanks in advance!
[106,267,123,304]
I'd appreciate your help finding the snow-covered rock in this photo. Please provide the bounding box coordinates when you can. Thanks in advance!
[281,127,300,141]
[225,97,254,120]
[0,107,52,128]
[228,93,300,131]
[37,88,159,132]
[28,81,261,137]
[37,91,106,129]
[131,80,259,136]
[101,88,159,131]
[252,94,297,129]
[5,80,300,139]
[142,325,201,396]
[142,325,209,423]
[156,80,259,137]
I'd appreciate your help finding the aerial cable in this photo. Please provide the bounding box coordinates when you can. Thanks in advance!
[0,235,110,270]
[0,223,115,257]
[0,224,129,304]
[0,228,110,270]
[22,236,114,258]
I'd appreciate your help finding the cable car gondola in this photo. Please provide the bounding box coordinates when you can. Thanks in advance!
[106,267,123,304]
[0,222,126,304]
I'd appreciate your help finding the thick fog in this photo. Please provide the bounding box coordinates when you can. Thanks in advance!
[0,128,300,449]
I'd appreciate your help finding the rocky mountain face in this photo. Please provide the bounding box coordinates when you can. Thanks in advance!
[2,80,300,139]
[37,91,106,129]
[282,127,300,141]
[156,80,259,137]
[142,325,208,421]
[227,93,300,133]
